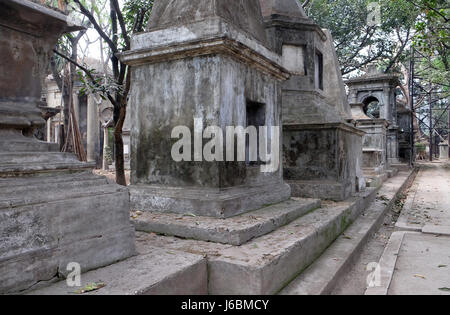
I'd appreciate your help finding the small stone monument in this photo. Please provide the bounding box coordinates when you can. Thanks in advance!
[439,142,449,160]
[121,0,291,218]
[346,69,402,165]
[351,103,390,186]
[0,0,135,294]
[260,0,365,200]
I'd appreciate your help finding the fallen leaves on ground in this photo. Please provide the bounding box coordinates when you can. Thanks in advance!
[74,282,106,294]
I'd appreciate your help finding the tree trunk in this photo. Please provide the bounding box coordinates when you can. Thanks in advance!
[114,105,127,186]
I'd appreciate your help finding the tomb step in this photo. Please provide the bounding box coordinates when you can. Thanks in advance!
[387,168,399,178]
[0,152,79,164]
[0,152,94,175]
[0,180,125,210]
[0,173,107,196]
[26,245,207,295]
[279,170,416,295]
[0,140,59,152]
[287,180,352,201]
[0,183,135,294]
[0,161,94,175]
[0,170,96,188]
[131,182,291,219]
[207,189,378,295]
[390,163,411,172]
[135,187,378,295]
[132,198,321,245]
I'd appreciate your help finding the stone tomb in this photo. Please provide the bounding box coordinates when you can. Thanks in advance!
[351,103,390,187]
[439,142,449,160]
[121,0,292,219]
[260,0,365,201]
[0,0,135,294]
[346,69,402,165]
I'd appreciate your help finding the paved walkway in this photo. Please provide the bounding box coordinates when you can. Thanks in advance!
[397,162,450,229]
[366,162,450,295]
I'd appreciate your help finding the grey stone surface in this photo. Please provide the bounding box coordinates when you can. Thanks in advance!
[283,123,365,201]
[367,232,450,295]
[122,0,291,218]
[439,142,449,160]
[27,245,207,295]
[132,198,320,245]
[146,0,268,45]
[346,70,403,164]
[207,188,378,294]
[0,0,135,294]
[0,171,136,294]
[132,186,379,295]
[130,182,291,219]
[351,103,390,181]
[364,231,407,295]
[281,170,416,295]
[260,0,365,199]
[260,0,307,19]
[396,165,450,229]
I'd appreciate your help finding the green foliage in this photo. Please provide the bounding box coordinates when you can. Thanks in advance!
[415,142,427,152]
[304,0,419,75]
[123,0,154,33]
[103,145,114,164]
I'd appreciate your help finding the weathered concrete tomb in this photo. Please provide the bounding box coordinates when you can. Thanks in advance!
[121,0,293,218]
[346,68,403,165]
[0,0,135,294]
[0,0,421,296]
[260,0,366,201]
[351,103,390,187]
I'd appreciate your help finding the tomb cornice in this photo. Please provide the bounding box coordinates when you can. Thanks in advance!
[345,74,401,86]
[283,122,366,136]
[121,22,290,81]
[0,0,84,35]
[263,16,328,42]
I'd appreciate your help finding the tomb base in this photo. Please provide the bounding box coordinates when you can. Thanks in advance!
[0,168,136,294]
[283,122,366,201]
[130,182,291,219]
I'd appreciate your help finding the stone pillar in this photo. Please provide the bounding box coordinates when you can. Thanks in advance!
[260,0,365,200]
[121,0,291,218]
[102,126,109,170]
[351,103,390,187]
[439,142,449,160]
[87,94,99,163]
[0,0,135,294]
[47,119,52,142]
[73,92,80,122]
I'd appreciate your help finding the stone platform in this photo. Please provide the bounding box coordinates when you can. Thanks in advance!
[132,198,320,245]
[22,169,415,295]
[131,187,378,295]
[281,170,416,295]
[0,168,136,294]
[130,182,292,219]
[27,244,207,295]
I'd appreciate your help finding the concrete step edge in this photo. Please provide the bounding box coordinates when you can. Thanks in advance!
[278,169,417,295]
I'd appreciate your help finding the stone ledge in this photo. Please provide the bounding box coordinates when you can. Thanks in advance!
[130,182,292,219]
[26,245,207,295]
[132,198,320,245]
[280,170,416,295]
[135,187,378,295]
[287,179,353,201]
